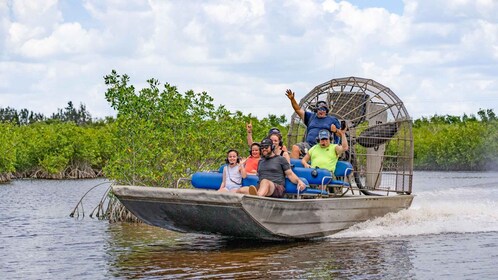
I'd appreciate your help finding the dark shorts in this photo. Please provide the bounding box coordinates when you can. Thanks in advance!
[295,142,311,158]
[270,183,285,198]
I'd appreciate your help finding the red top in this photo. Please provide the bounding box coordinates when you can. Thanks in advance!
[244,156,260,174]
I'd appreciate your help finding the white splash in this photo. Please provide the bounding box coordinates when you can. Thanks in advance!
[332,189,498,238]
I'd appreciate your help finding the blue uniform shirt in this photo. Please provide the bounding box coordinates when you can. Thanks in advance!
[304,111,341,145]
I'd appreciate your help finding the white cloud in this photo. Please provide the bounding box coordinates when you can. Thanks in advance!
[0,0,497,121]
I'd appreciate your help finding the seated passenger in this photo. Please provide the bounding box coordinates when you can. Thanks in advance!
[246,122,290,163]
[243,142,261,175]
[301,129,349,173]
[218,149,247,193]
[239,138,305,197]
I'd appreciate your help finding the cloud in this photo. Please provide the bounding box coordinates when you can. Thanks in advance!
[0,0,497,121]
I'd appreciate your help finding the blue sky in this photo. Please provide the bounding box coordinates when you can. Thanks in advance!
[1,0,497,120]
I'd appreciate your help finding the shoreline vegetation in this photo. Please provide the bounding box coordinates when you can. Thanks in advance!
[1,71,497,184]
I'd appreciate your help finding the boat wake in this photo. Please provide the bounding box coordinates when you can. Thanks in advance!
[332,186,498,238]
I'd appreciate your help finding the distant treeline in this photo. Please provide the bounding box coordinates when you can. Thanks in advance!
[0,101,97,125]
[1,72,497,184]
[412,109,498,170]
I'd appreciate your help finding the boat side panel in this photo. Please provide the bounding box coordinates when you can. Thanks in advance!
[241,195,414,238]
[113,186,285,240]
[119,198,284,239]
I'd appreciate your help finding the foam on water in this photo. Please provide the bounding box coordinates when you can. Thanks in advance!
[332,184,498,238]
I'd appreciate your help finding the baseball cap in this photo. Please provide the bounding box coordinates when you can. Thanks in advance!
[318,129,331,140]
[260,138,273,148]
[316,101,329,113]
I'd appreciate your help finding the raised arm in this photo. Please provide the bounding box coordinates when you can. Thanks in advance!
[285,89,305,120]
[246,121,254,146]
[335,129,349,156]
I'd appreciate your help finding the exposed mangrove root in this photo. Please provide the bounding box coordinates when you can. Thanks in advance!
[0,172,12,183]
[70,180,141,223]
[11,162,104,180]
[106,195,141,223]
[69,181,113,219]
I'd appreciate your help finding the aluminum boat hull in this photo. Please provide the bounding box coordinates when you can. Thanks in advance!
[112,185,413,240]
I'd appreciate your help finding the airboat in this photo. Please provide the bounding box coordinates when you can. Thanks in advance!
[112,76,414,240]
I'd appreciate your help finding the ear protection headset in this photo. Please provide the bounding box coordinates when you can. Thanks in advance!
[269,132,283,147]
[261,138,275,152]
[268,127,281,136]
[315,129,333,143]
[316,101,329,114]
[225,149,240,164]
[249,143,261,157]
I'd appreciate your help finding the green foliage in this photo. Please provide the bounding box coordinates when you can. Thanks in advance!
[2,71,497,181]
[0,122,16,174]
[413,110,498,170]
[12,121,114,177]
[103,70,269,187]
[244,113,288,145]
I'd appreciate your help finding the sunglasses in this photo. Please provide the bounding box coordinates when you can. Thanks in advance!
[317,107,327,111]
[261,145,271,149]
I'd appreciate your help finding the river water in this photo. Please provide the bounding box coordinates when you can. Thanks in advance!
[1,171,498,279]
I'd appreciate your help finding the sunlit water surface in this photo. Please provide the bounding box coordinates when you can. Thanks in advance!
[1,171,497,279]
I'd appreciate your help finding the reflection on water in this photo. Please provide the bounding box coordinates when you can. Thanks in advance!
[1,174,497,279]
[105,223,415,279]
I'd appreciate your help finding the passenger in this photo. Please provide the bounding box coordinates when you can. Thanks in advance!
[239,138,306,197]
[244,142,261,175]
[285,89,341,158]
[301,129,349,173]
[218,149,247,193]
[246,122,290,163]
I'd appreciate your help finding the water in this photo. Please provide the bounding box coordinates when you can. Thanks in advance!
[1,172,498,279]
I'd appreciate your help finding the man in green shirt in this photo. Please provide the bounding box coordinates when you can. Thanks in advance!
[300,129,349,173]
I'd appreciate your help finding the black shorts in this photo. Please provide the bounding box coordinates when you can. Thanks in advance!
[271,183,285,198]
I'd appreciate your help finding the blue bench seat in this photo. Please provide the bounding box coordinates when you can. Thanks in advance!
[190,172,325,196]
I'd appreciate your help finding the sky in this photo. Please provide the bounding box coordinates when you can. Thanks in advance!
[1,0,497,121]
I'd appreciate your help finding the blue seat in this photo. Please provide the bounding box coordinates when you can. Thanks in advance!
[242,175,259,186]
[321,161,353,194]
[218,164,226,173]
[191,172,223,190]
[290,158,304,168]
[284,177,308,194]
[290,161,353,193]
[192,172,259,190]
[191,172,325,196]
[292,167,332,185]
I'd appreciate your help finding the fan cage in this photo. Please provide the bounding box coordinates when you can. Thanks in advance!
[287,77,413,194]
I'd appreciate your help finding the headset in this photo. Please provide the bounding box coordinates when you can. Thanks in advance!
[311,100,329,113]
[260,138,275,152]
[268,132,283,147]
[268,127,281,136]
[315,129,333,143]
[248,142,261,157]
[225,149,240,164]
